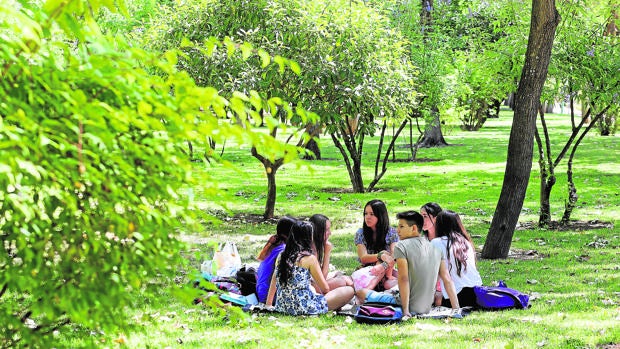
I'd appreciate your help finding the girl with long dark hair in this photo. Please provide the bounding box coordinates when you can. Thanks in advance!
[353,199,399,291]
[431,210,482,308]
[309,214,353,292]
[421,202,443,305]
[266,221,354,315]
[421,202,442,240]
[255,216,297,303]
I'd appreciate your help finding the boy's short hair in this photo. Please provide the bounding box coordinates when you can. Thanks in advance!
[396,211,424,232]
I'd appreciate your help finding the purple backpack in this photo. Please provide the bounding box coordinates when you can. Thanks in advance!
[354,302,403,324]
[474,281,530,310]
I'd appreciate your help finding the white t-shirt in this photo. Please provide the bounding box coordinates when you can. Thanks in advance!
[431,236,482,298]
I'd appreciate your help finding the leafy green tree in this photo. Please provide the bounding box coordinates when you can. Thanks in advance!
[0,0,300,346]
[143,0,318,218]
[377,0,451,147]
[299,0,418,192]
[448,2,527,131]
[145,0,418,196]
[482,0,560,259]
[535,0,620,226]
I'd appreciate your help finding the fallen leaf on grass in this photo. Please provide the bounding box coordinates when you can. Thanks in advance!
[520,316,543,324]
[113,335,126,344]
[415,323,443,331]
[472,338,482,343]
[529,292,542,301]
[602,298,617,306]
[575,254,590,261]
[527,279,538,285]
[330,335,347,345]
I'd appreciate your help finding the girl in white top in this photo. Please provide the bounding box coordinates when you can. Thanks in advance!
[431,210,483,308]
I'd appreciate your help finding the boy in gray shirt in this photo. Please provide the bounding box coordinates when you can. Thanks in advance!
[356,211,460,319]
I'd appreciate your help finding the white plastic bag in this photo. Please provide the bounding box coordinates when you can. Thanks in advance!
[213,242,242,277]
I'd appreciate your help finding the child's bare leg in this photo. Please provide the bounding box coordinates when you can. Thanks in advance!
[327,275,353,289]
[325,285,355,310]
[435,291,443,306]
[362,264,385,291]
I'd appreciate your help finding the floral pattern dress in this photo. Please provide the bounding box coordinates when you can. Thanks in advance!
[274,265,328,315]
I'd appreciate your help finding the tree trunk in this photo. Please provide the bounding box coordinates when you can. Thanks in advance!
[304,122,323,160]
[330,132,365,193]
[264,166,278,219]
[535,129,554,227]
[482,0,560,259]
[304,138,321,160]
[418,108,448,147]
[417,0,448,148]
[251,147,284,220]
[561,111,604,224]
[561,165,578,225]
[505,92,516,110]
[489,99,502,118]
[544,101,555,114]
[368,119,408,191]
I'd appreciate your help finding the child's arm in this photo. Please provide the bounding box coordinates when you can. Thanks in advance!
[321,242,333,279]
[396,258,411,317]
[266,271,277,306]
[438,260,460,310]
[304,255,330,294]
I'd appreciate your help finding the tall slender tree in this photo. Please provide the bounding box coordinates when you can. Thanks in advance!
[482,0,561,259]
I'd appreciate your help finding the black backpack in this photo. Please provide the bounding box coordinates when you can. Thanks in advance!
[235,265,257,296]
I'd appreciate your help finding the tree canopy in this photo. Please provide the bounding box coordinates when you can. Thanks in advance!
[0,0,305,346]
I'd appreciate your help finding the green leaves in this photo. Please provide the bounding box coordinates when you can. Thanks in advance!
[0,0,301,346]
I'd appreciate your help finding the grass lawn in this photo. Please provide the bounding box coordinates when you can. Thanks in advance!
[61,111,619,348]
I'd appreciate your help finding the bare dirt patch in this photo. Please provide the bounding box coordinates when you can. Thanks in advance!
[477,248,548,261]
[517,220,614,231]
[597,344,620,349]
[507,248,548,260]
[386,157,441,163]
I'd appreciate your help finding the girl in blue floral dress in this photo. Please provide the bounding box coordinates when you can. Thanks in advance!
[266,221,354,315]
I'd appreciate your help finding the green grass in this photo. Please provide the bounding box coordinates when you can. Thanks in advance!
[59,112,619,348]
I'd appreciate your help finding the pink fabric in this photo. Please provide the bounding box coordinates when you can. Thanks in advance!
[352,266,375,290]
[359,305,396,317]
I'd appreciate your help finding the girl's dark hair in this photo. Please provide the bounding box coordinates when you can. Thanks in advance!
[256,216,297,261]
[363,199,391,253]
[421,202,442,218]
[309,214,329,266]
[420,202,442,237]
[277,221,314,286]
[434,210,472,277]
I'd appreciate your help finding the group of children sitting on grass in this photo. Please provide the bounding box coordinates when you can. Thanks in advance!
[255,199,482,319]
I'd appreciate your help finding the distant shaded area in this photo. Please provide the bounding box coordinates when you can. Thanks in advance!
[517,220,614,231]
[386,157,441,163]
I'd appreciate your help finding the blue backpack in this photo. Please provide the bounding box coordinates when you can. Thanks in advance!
[474,281,530,310]
[354,302,403,324]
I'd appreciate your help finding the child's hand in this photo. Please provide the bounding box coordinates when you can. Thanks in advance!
[370,264,384,276]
